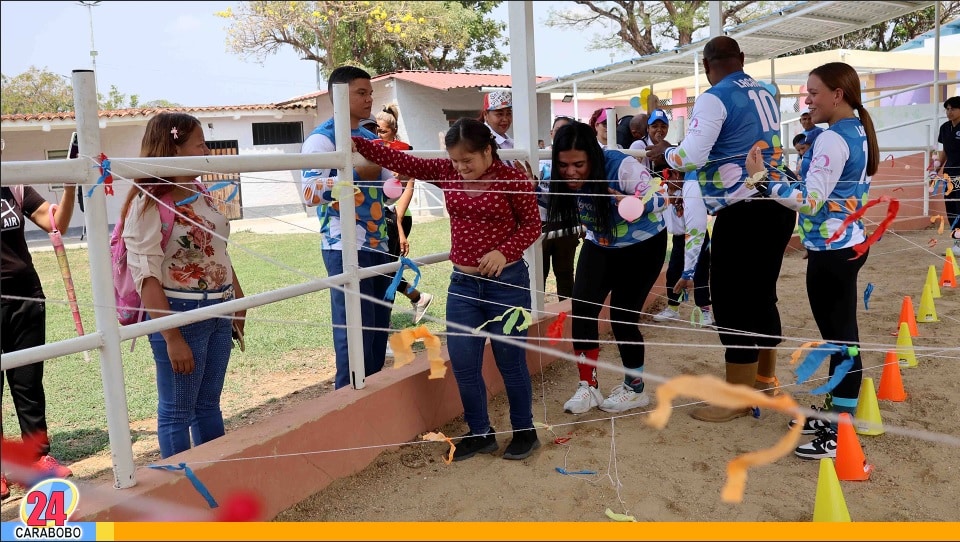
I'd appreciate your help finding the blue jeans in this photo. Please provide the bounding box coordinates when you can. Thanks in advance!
[148,293,234,459]
[322,249,393,389]
[446,262,533,434]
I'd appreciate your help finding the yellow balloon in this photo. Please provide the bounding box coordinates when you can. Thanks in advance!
[640,88,651,100]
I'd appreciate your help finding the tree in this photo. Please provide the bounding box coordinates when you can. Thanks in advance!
[1,66,74,115]
[1,67,165,115]
[141,99,183,108]
[793,1,960,54]
[98,85,140,110]
[545,1,775,57]
[216,1,508,77]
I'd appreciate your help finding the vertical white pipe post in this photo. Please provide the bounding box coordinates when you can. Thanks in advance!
[605,107,616,147]
[924,130,931,217]
[694,50,701,98]
[331,83,367,390]
[508,0,545,316]
[932,2,941,151]
[74,70,136,489]
[709,1,723,37]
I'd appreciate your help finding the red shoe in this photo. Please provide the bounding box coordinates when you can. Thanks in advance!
[34,455,72,479]
[1,473,9,500]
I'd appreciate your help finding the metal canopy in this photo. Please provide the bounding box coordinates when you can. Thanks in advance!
[537,0,936,96]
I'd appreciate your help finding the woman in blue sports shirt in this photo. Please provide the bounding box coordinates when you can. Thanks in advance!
[746,62,879,460]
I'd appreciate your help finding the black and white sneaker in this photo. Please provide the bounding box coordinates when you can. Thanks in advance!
[794,427,838,460]
[788,405,830,435]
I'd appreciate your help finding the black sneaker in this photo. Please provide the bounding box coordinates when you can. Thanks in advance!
[452,427,498,461]
[794,427,838,460]
[502,428,541,460]
[788,405,830,435]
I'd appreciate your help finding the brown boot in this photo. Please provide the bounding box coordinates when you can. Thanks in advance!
[691,362,758,422]
[755,348,781,397]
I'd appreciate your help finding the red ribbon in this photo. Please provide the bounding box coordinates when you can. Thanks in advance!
[547,311,567,344]
[825,195,899,259]
[98,152,114,196]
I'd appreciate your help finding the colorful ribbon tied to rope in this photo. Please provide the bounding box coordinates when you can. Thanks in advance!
[824,195,899,260]
[474,306,532,334]
[388,325,446,379]
[547,311,567,344]
[794,343,857,395]
[384,256,421,301]
[863,282,874,310]
[86,153,114,197]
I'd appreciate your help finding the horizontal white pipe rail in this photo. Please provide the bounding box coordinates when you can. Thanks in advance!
[1,252,451,372]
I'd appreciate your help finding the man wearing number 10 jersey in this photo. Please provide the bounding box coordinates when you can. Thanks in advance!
[648,36,797,422]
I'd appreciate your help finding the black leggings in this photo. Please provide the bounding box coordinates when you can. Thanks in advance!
[385,208,414,293]
[571,230,667,370]
[806,247,867,403]
[541,228,579,300]
[666,232,711,307]
[710,198,796,364]
[1,288,50,459]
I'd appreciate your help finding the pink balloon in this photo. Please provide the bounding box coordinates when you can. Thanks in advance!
[383,178,404,199]
[618,196,644,223]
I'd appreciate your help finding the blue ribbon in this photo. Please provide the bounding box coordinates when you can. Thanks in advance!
[86,159,112,198]
[149,462,219,509]
[863,282,874,310]
[176,181,239,206]
[383,256,421,301]
[795,343,857,395]
[556,467,597,476]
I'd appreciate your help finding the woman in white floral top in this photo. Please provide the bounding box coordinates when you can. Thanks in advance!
[120,112,245,459]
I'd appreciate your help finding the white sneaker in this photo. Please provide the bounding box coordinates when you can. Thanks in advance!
[652,306,680,322]
[563,381,604,414]
[412,293,434,324]
[599,383,650,413]
[700,309,715,328]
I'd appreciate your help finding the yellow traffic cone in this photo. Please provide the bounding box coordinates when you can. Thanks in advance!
[917,283,939,323]
[925,265,942,299]
[854,377,884,436]
[947,247,959,275]
[895,322,918,368]
[813,458,852,522]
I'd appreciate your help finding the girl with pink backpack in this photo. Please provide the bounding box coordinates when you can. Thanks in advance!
[117,113,245,459]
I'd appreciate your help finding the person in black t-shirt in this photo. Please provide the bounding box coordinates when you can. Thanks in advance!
[1,140,77,498]
[937,96,960,235]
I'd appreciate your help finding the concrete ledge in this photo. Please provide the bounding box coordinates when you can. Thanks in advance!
[72,273,669,521]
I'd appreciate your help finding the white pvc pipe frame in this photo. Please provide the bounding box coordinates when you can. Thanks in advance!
[0,3,945,490]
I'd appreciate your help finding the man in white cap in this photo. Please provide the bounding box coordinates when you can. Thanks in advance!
[481,90,514,149]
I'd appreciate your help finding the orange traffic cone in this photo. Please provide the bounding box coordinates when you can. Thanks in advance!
[877,351,907,402]
[813,459,852,522]
[835,413,873,481]
[890,296,918,337]
[942,257,957,288]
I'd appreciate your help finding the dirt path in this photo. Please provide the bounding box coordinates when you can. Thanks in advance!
[276,230,960,522]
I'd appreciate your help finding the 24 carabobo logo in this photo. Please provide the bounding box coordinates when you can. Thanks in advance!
[20,478,79,526]
[13,478,84,540]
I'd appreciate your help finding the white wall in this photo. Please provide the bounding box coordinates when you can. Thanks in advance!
[2,109,318,236]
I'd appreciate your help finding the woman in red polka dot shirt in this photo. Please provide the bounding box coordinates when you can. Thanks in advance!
[352,118,543,461]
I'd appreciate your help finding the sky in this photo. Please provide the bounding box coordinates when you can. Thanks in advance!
[0,1,635,108]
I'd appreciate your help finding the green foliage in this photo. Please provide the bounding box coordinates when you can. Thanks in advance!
[793,1,960,54]
[0,66,171,115]
[217,1,507,77]
[1,219,454,464]
[140,99,183,108]
[545,1,776,56]
[0,66,73,115]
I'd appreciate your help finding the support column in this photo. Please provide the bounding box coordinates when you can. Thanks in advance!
[508,1,545,316]
[74,69,136,489]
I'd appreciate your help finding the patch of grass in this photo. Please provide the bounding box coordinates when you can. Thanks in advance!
[2,217,453,463]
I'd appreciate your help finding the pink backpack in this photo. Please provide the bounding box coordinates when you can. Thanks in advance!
[111,193,177,325]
